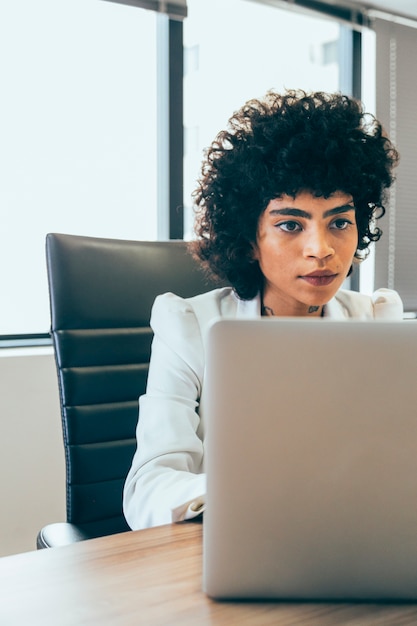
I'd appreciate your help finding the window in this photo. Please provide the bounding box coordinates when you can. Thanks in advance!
[2,0,363,338]
[0,0,157,335]
[183,0,342,238]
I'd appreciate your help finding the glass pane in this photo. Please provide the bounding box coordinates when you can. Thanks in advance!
[0,0,157,335]
[183,0,341,238]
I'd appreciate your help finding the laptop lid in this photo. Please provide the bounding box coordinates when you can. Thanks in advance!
[203,318,417,600]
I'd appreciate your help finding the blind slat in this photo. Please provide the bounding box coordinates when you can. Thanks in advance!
[374,18,417,312]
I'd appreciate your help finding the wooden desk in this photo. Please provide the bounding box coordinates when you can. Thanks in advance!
[1,522,417,625]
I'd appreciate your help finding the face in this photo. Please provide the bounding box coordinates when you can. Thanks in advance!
[253,191,358,316]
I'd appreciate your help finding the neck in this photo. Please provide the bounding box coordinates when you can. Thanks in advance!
[261,295,324,318]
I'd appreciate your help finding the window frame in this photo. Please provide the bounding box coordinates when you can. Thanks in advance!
[1,1,360,346]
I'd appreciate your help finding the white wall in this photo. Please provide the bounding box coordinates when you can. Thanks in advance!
[0,349,65,557]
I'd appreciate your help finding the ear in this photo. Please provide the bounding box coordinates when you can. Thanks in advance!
[250,241,259,262]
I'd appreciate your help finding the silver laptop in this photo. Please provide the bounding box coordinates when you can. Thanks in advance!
[203,317,417,600]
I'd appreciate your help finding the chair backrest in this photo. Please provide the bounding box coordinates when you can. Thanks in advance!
[46,233,224,539]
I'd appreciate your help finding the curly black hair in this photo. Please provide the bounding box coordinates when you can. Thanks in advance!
[190,89,399,300]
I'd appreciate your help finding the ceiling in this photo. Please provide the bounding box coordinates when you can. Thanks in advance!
[329,0,417,21]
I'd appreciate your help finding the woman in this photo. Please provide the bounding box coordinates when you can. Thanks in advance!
[123,90,403,529]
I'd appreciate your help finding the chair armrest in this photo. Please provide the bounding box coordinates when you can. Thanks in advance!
[36,522,99,549]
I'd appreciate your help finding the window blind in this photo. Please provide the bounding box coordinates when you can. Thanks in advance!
[373,17,417,312]
[102,0,187,20]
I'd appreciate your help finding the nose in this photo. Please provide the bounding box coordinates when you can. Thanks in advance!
[303,227,335,260]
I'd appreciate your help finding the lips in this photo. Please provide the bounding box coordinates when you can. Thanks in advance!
[300,271,338,287]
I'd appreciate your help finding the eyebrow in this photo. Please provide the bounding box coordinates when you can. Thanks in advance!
[268,204,355,219]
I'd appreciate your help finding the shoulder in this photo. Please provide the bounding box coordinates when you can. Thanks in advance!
[329,288,403,319]
[150,287,237,344]
[147,288,238,380]
[151,287,236,321]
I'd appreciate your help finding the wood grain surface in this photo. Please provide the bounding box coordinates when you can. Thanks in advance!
[1,521,416,625]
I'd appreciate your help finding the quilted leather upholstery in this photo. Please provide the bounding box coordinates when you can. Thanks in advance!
[37,233,223,548]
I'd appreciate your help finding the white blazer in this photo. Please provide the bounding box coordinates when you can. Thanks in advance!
[123,287,403,530]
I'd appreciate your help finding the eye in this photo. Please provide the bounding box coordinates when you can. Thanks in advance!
[330,218,353,230]
[277,220,302,233]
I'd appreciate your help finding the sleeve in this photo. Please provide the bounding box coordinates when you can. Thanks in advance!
[123,293,207,530]
[372,288,404,320]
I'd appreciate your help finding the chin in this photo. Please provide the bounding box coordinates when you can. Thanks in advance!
[313,287,341,305]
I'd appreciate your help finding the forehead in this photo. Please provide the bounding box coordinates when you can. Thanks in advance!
[267,191,354,211]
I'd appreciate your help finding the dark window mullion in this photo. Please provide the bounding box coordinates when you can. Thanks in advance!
[351,29,362,292]
[338,26,362,291]
[168,19,184,239]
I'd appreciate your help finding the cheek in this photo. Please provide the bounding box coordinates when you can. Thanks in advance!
[341,230,359,258]
[349,233,359,256]
[258,242,286,266]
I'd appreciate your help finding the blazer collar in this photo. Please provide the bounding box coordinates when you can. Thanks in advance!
[235,292,261,318]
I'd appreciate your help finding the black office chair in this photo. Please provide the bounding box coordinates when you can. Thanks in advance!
[36,233,224,548]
